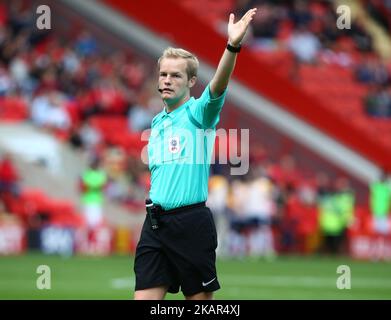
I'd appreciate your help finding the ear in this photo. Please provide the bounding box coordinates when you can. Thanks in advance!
[188,76,197,88]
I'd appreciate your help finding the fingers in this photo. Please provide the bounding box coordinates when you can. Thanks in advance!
[229,13,235,24]
[241,8,257,24]
[229,8,256,25]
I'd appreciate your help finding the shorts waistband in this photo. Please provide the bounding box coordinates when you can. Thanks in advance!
[155,202,206,215]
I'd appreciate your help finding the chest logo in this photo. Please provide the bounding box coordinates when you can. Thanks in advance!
[168,136,180,154]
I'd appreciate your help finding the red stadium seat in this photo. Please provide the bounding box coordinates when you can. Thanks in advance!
[0,97,29,122]
[89,115,130,142]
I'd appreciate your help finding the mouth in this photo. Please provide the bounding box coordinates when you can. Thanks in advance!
[161,88,174,94]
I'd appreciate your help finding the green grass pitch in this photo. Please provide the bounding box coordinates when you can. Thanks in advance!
[0,253,390,300]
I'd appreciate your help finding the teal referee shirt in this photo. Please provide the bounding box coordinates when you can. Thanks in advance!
[148,84,227,210]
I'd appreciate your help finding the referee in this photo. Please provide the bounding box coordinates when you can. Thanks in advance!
[134,8,257,300]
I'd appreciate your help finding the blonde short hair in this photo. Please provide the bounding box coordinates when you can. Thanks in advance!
[157,47,199,80]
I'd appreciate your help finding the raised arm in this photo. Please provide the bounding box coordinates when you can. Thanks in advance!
[210,8,257,98]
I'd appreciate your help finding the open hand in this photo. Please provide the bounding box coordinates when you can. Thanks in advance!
[228,8,257,47]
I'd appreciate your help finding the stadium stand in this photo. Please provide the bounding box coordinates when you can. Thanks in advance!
[0,0,390,259]
[173,0,391,165]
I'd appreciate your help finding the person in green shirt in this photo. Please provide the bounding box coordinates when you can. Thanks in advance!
[370,171,391,234]
[319,177,355,255]
[134,8,258,300]
[80,158,107,229]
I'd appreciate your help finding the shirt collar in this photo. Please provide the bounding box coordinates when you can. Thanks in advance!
[162,97,195,118]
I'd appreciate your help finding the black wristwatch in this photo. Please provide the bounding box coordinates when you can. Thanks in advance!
[227,42,241,53]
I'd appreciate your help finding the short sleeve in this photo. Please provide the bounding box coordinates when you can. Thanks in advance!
[190,83,227,128]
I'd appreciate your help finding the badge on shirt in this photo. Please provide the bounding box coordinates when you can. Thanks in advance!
[168,136,180,154]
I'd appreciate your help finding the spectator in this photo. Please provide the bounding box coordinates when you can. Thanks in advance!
[79,158,107,229]
[207,174,230,257]
[348,18,373,52]
[102,146,129,203]
[74,31,98,58]
[0,63,13,95]
[78,119,102,153]
[317,11,340,48]
[244,173,276,258]
[9,50,30,89]
[318,177,354,255]
[0,153,20,197]
[225,177,249,257]
[370,171,391,235]
[68,125,84,150]
[249,3,281,51]
[355,58,375,83]
[290,0,313,28]
[62,45,81,75]
[30,90,72,129]
[364,85,391,118]
[128,102,154,132]
[287,24,321,81]
[287,24,321,64]
[316,172,333,198]
[355,58,390,86]
[277,183,298,253]
[334,177,355,230]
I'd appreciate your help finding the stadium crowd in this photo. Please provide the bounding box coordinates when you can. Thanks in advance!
[0,0,390,258]
[235,0,391,118]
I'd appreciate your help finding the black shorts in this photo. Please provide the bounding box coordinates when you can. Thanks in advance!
[134,204,220,296]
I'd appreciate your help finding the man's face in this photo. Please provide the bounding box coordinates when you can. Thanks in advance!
[158,57,196,108]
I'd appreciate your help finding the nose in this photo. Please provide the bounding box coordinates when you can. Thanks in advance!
[164,75,172,84]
